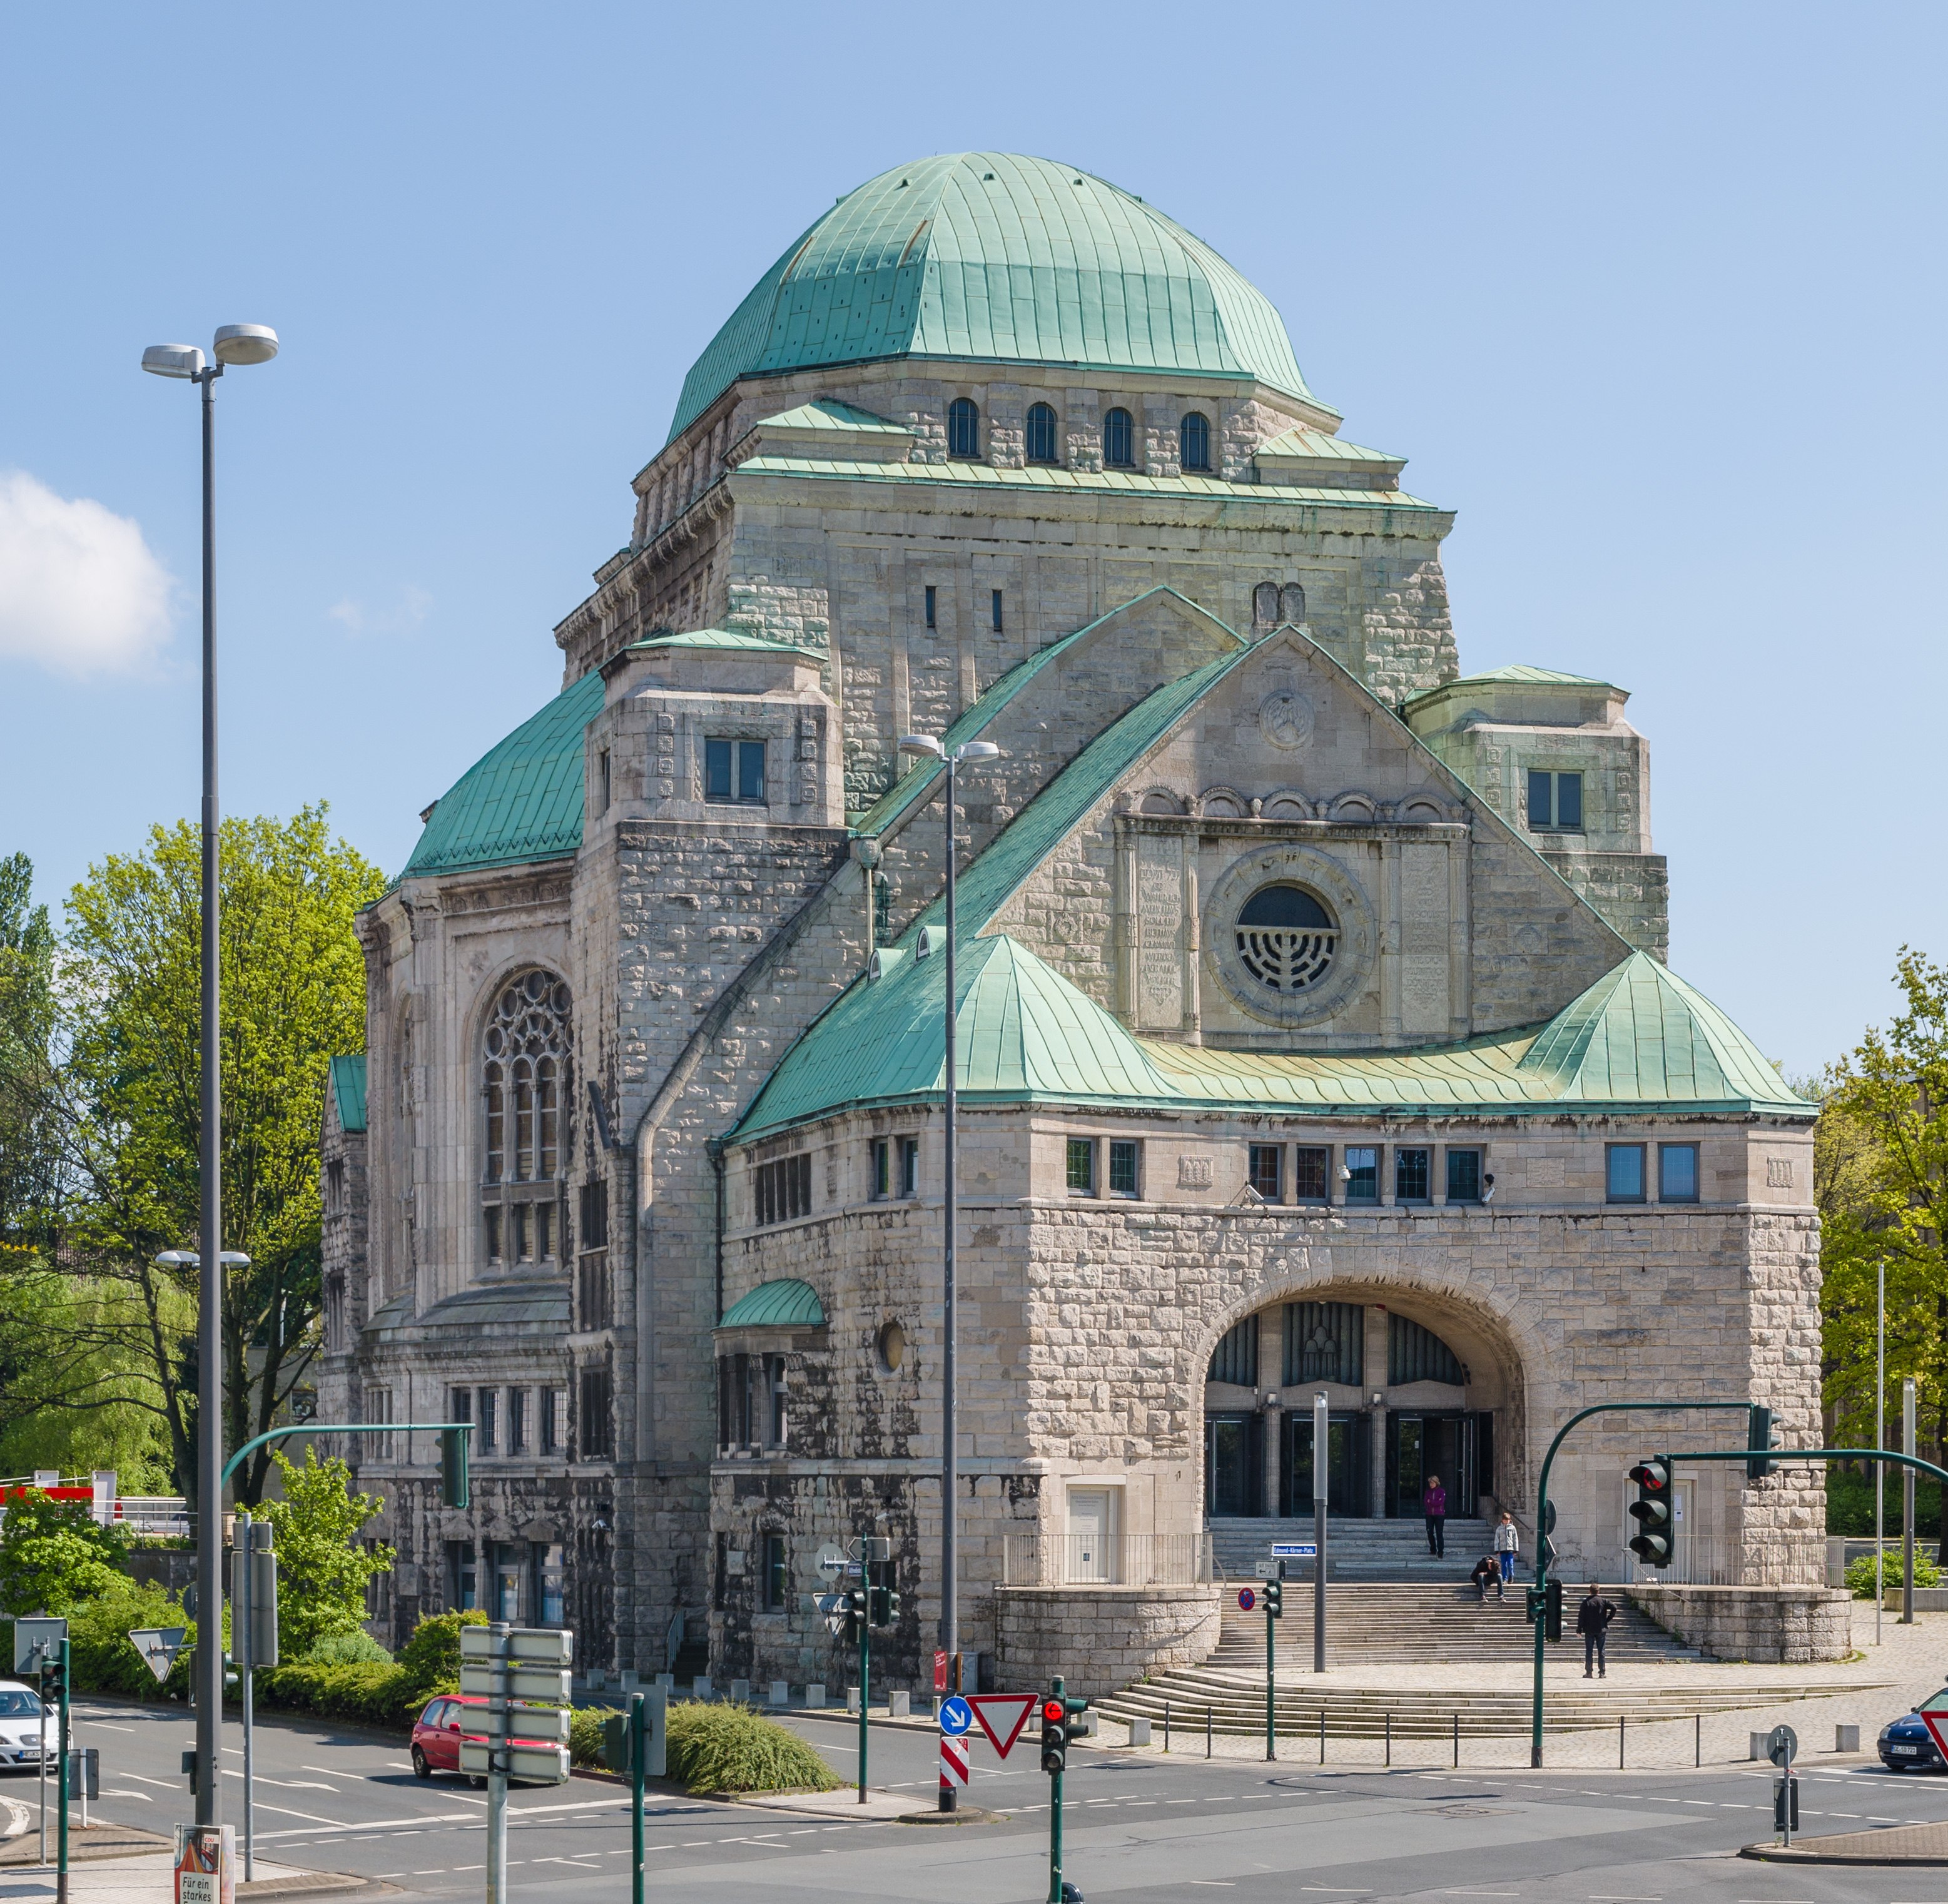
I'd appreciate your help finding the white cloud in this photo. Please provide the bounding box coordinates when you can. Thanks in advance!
[327,585,432,638]
[0,470,175,677]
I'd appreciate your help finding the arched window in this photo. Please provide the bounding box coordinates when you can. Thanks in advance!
[1253,582,1280,626]
[1025,402,1058,465]
[1102,407,1135,468]
[483,971,572,1184]
[1179,411,1210,472]
[1281,582,1306,625]
[946,398,980,458]
[1235,884,1338,993]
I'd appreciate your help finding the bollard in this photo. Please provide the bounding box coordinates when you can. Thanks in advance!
[1695,1713,1701,1768]
[806,1683,825,1710]
[1619,1714,1625,1770]
[769,1681,789,1708]
[730,1678,751,1705]
[1453,1712,1459,1769]
[1386,1711,1391,1768]
[1164,1701,1171,1755]
[1129,1717,1152,1747]
[1835,1723,1860,1753]
[1319,1709,1325,1766]
[888,1691,910,1719]
[694,1675,714,1701]
[1207,1706,1212,1759]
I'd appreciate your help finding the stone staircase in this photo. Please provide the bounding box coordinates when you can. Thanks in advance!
[1210,1514,1495,1582]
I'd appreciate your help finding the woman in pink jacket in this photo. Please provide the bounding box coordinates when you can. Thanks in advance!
[1423,1475,1447,1557]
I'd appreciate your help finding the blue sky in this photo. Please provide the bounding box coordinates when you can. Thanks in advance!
[1,4,1940,1075]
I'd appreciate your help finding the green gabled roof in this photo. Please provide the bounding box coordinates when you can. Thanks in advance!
[1517,952,1807,1111]
[851,586,1247,839]
[1256,426,1403,464]
[719,1279,828,1327]
[400,669,603,881]
[625,627,810,656]
[328,1054,367,1132]
[669,152,1326,442]
[752,398,911,435]
[732,455,1433,512]
[1452,665,1610,687]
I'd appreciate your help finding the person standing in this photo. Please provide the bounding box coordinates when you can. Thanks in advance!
[1423,1474,1447,1557]
[1493,1512,1521,1598]
[1577,1583,1615,1678]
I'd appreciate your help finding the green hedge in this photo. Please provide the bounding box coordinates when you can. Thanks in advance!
[254,1611,486,1728]
[572,1700,840,1796]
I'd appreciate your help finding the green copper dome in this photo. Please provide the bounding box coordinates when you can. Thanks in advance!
[668,152,1321,442]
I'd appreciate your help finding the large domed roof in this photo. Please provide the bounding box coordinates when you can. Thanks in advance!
[667,153,1319,442]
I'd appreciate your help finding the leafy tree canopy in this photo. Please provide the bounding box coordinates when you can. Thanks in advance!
[0,1489,132,1617]
[255,1447,394,1656]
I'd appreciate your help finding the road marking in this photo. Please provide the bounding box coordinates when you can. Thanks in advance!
[100,1790,153,1803]
[81,1722,136,1733]
[121,1773,178,1788]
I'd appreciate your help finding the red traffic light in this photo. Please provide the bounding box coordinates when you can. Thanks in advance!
[1042,1699,1065,1724]
[1626,1459,1669,1492]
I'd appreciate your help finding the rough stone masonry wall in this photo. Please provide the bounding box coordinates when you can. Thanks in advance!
[1625,1585,1851,1664]
[995,1586,1223,1701]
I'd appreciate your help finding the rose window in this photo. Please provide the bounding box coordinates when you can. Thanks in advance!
[1235,884,1338,993]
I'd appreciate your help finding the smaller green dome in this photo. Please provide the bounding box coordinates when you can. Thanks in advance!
[670,152,1319,441]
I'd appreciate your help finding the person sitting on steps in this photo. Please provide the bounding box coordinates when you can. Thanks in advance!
[1469,1555,1498,1601]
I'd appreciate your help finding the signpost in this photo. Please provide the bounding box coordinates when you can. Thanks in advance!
[15,1618,68,1895]
[600,1688,667,1904]
[1311,1391,1329,1676]
[457,1625,572,1904]
[232,1514,278,1880]
[1768,1724,1798,1845]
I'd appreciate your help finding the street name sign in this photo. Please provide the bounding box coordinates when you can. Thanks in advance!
[1269,1543,1317,1559]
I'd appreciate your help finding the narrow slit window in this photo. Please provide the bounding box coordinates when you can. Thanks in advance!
[1606,1143,1646,1203]
[925,585,937,629]
[1659,1142,1699,1203]
[870,1137,890,1200]
[898,1135,920,1197]
[990,589,1003,633]
[1342,1146,1379,1203]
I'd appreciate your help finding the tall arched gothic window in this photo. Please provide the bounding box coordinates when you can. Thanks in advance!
[482,971,572,1267]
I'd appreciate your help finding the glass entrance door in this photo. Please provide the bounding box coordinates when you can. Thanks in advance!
[1386,1414,1477,1518]
[1206,1413,1264,1517]
[1283,1411,1372,1516]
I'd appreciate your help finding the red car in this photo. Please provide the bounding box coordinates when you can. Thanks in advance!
[411,1694,488,1786]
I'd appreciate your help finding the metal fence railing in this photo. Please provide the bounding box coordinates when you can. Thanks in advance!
[1002,1531,1213,1588]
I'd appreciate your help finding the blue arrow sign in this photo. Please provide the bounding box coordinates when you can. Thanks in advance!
[938,1695,973,1736]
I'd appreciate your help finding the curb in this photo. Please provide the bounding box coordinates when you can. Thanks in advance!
[1742,1842,1948,1866]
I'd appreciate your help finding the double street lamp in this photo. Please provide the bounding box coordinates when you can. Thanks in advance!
[143,323,279,1828]
[895,730,998,1813]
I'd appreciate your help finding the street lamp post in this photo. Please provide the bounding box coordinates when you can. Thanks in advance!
[143,323,279,1828]
[897,730,998,1814]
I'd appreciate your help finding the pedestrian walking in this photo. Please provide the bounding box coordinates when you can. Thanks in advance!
[1493,1511,1520,1597]
[1576,1582,1615,1678]
[1423,1474,1447,1557]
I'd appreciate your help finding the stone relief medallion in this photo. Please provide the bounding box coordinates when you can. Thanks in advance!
[1258,690,1314,752]
[1204,843,1374,1028]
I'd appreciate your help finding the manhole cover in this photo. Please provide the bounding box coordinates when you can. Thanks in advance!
[1436,1805,1512,1817]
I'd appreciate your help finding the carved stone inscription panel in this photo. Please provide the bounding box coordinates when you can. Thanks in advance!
[1398,841,1451,1035]
[1136,833,1184,1029]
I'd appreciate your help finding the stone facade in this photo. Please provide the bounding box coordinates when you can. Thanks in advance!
[320,153,1824,1691]
[1625,1584,1853,1664]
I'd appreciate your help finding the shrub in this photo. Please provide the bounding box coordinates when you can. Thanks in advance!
[663,1701,840,1796]
[58,1577,205,1700]
[256,1660,410,1727]
[254,1449,394,1657]
[1846,1549,1943,1598]
[395,1609,487,1698]
[305,1629,393,1666]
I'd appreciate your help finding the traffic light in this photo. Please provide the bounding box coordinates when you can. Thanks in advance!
[1063,1693,1091,1749]
[1525,1582,1546,1624]
[848,1588,869,1638]
[1747,1404,1775,1481]
[601,1712,634,1773]
[441,1425,470,1509]
[1626,1458,1674,1567]
[1040,1696,1068,1775]
[869,1584,900,1627]
[1544,1577,1563,1641]
[1262,1577,1283,1619]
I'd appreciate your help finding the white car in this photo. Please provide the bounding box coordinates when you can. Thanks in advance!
[0,1681,52,1771]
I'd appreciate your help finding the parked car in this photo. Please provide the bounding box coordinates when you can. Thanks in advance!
[1878,1711,1945,1771]
[412,1694,487,1786]
[0,1681,52,1771]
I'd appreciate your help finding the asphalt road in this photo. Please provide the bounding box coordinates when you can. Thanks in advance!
[14,1696,1948,1900]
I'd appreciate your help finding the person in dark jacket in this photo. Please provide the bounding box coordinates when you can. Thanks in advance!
[1423,1476,1448,1556]
[1576,1583,1615,1677]
[1469,1556,1498,1601]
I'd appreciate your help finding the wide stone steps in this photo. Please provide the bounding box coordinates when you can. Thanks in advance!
[1204,1584,1689,1664]
[1210,1516,1498,1582]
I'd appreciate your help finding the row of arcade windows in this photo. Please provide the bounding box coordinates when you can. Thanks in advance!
[948,398,1215,472]
[1247,1144,1486,1206]
[1207,1305,1465,1388]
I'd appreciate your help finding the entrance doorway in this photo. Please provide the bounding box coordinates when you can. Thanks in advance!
[1282,1411,1372,1517]
[1207,1413,1265,1517]
[1387,1413,1487,1519]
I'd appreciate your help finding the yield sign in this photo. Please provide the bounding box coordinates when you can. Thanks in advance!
[967,1693,1038,1760]
[128,1627,186,1684]
[1919,1688,1948,1758]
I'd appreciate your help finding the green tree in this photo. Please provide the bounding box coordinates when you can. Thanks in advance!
[0,851,59,1238]
[255,1447,394,1656]
[0,808,384,1502]
[1819,948,1948,1462]
[0,1488,131,1616]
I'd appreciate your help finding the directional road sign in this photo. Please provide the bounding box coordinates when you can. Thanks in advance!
[1922,1691,1948,1758]
[1269,1542,1317,1559]
[1767,1724,1798,1768]
[128,1626,187,1684]
[967,1693,1038,1758]
[815,1544,845,1576]
[12,1617,65,1673]
[937,1695,973,1736]
[1236,1587,1256,1613]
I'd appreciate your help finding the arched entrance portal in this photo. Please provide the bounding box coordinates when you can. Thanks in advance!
[1202,1294,1513,1524]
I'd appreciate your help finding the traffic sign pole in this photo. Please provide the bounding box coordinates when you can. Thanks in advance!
[630,1692,646,1904]
[856,1606,870,1804]
[56,1638,69,1904]
[1047,1676,1065,1904]
[1265,1589,1276,1763]
[1312,1391,1328,1677]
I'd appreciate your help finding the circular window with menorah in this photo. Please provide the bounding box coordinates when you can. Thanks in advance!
[1235,883,1339,993]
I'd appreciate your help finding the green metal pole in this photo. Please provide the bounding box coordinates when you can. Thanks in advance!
[856,1614,869,1803]
[629,1692,645,1904]
[56,1638,69,1904]
[222,1419,471,1486]
[1528,1400,1753,1768]
[1265,1599,1276,1762]
[1048,1674,1064,1904]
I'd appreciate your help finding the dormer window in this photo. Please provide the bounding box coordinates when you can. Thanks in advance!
[706,738,767,805]
[1527,769,1583,833]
